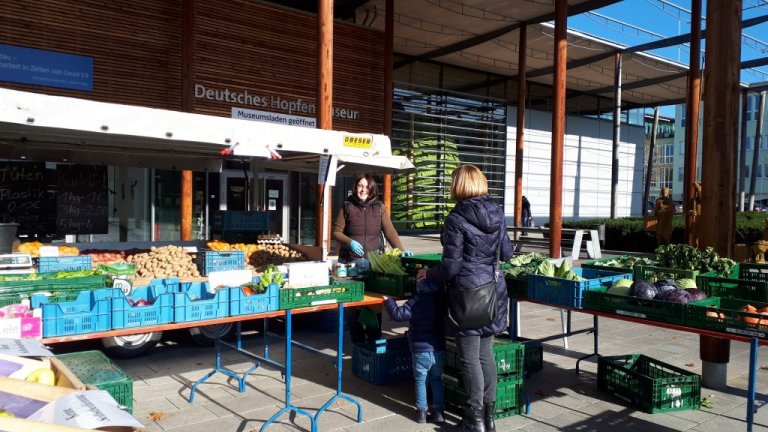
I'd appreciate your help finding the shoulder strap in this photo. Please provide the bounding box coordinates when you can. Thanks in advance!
[494,229,502,282]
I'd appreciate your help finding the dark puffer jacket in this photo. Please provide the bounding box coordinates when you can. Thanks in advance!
[425,195,513,337]
[383,282,446,353]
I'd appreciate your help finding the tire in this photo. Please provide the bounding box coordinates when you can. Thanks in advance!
[187,323,235,347]
[101,332,163,358]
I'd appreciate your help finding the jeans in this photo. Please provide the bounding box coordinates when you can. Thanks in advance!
[455,334,496,408]
[412,350,445,411]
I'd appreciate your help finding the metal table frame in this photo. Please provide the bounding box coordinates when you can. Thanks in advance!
[510,299,766,432]
[43,296,384,432]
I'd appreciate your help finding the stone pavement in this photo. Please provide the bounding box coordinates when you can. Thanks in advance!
[92,235,768,431]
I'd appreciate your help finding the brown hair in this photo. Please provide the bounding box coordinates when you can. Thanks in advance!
[355,173,378,201]
[450,165,488,201]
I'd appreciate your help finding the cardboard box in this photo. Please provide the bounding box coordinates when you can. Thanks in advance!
[0,317,42,339]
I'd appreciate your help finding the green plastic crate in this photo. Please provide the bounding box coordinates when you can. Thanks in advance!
[366,271,416,297]
[444,372,524,417]
[598,354,701,414]
[633,265,698,283]
[0,273,105,294]
[278,280,364,310]
[55,350,133,413]
[739,263,768,281]
[401,253,442,270]
[446,336,524,377]
[516,337,543,375]
[697,264,768,302]
[583,287,711,326]
[686,297,768,339]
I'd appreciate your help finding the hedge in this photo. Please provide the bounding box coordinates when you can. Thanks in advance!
[557,211,767,253]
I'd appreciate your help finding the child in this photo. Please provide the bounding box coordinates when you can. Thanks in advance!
[383,279,446,424]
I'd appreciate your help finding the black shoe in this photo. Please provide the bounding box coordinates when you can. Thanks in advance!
[484,403,496,432]
[457,404,485,432]
[427,408,444,424]
[416,409,428,424]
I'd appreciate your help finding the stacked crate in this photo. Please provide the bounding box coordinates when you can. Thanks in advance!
[443,336,526,419]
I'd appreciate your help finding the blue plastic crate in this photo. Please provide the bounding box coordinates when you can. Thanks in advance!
[229,282,279,316]
[352,336,412,385]
[38,256,92,273]
[197,251,246,275]
[39,288,118,337]
[110,286,174,329]
[142,277,181,293]
[173,282,229,322]
[221,211,270,232]
[528,268,632,308]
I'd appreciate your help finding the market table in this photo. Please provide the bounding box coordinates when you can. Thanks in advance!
[42,294,385,432]
[510,298,767,432]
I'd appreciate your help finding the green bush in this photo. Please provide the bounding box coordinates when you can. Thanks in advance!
[558,211,767,253]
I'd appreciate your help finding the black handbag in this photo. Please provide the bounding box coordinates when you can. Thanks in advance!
[446,235,502,330]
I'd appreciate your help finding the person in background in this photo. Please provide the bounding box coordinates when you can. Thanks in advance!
[333,173,411,343]
[654,187,674,246]
[521,196,532,228]
[383,279,446,424]
[417,165,513,432]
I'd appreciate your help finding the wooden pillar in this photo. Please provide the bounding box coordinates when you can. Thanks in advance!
[382,0,394,212]
[316,0,333,250]
[699,0,742,383]
[549,0,567,258]
[180,0,195,241]
[514,25,527,230]
[684,0,702,246]
[610,53,622,219]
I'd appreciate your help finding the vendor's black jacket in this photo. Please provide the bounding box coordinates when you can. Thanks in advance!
[384,285,446,353]
[423,194,513,337]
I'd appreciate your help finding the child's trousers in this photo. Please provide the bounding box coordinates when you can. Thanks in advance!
[412,350,445,411]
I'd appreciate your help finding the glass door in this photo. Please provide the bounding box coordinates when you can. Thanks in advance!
[260,173,289,240]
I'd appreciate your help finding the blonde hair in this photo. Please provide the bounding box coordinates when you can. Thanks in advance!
[450,165,488,201]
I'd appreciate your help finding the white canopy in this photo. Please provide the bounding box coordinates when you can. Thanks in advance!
[0,88,414,172]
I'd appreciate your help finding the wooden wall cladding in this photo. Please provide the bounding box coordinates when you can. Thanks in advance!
[193,1,385,133]
[0,0,183,109]
[0,1,385,134]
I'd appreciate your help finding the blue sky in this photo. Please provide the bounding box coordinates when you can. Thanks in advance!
[566,0,768,115]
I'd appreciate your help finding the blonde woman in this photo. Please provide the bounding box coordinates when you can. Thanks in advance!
[417,165,513,432]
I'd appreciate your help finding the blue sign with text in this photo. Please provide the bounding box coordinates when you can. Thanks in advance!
[0,44,93,91]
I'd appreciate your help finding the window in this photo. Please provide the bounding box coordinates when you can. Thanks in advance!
[678,167,684,182]
[663,145,674,164]
[679,141,685,155]
[747,94,760,121]
[747,136,754,151]
[759,165,764,178]
[745,165,751,178]
[680,105,686,128]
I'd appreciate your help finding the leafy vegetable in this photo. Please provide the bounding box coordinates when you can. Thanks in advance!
[684,288,708,301]
[676,278,697,289]
[654,245,736,276]
[537,260,555,277]
[501,252,549,279]
[658,289,691,303]
[629,280,658,300]
[590,255,656,269]
[368,249,407,275]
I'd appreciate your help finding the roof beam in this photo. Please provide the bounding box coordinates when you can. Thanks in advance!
[393,0,621,69]
[520,13,768,82]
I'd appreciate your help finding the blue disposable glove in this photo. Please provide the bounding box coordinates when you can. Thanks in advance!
[401,250,414,257]
[349,240,364,256]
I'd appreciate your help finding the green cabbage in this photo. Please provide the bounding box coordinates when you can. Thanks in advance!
[676,278,697,289]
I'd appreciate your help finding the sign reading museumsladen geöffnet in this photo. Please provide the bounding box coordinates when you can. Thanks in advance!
[0,44,93,91]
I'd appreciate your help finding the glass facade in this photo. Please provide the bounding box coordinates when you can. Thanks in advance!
[389,82,507,230]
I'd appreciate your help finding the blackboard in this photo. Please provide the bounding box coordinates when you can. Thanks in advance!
[56,165,108,234]
[0,162,51,235]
